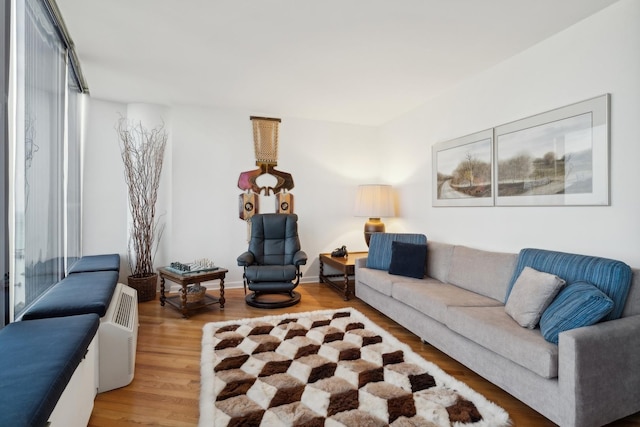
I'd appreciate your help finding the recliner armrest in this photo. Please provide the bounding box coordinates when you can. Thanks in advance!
[237,251,255,266]
[293,251,308,266]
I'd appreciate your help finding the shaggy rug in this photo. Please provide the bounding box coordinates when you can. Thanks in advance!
[200,308,510,427]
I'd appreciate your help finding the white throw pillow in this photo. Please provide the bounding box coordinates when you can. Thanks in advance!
[505,266,566,329]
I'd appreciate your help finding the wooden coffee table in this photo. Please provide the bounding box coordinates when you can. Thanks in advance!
[158,266,228,318]
[319,252,368,300]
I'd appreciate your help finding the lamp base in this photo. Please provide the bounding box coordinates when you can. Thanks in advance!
[364,218,385,247]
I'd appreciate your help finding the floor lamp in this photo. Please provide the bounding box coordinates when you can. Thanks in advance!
[354,184,395,246]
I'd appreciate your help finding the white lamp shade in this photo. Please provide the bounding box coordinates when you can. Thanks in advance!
[354,184,395,218]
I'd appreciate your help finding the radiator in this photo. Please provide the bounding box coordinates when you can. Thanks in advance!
[98,283,139,393]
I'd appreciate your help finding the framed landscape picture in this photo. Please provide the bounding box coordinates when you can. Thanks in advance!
[494,94,610,206]
[432,129,494,207]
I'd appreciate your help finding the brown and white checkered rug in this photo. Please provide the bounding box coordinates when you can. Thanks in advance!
[200,308,510,427]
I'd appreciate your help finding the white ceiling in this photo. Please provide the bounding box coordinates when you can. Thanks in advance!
[56,0,618,126]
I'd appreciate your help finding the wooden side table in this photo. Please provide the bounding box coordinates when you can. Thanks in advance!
[319,252,368,301]
[158,267,228,318]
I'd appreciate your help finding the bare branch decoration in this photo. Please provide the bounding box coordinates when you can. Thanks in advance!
[117,116,167,277]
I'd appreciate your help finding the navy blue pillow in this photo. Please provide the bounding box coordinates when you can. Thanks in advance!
[388,241,427,279]
[367,233,427,271]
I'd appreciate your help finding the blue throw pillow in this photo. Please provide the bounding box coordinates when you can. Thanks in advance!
[367,233,427,271]
[388,241,427,279]
[539,281,614,344]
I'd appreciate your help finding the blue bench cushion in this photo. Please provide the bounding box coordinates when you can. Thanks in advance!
[367,233,427,271]
[0,314,100,427]
[506,248,632,321]
[22,271,118,320]
[68,253,120,274]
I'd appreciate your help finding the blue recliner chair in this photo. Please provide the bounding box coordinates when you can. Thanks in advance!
[237,213,307,308]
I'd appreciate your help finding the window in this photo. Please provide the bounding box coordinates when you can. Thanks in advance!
[65,62,83,271]
[9,0,87,321]
[1,1,9,327]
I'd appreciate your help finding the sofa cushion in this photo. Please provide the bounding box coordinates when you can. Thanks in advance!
[447,245,517,302]
[506,248,632,321]
[426,241,455,283]
[356,267,395,296]
[540,282,614,344]
[21,270,118,320]
[393,280,503,325]
[366,233,427,271]
[388,241,427,279]
[68,253,120,274]
[446,306,559,379]
[505,267,566,329]
[0,314,100,427]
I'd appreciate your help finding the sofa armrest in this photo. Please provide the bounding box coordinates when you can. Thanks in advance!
[558,315,640,427]
[355,257,367,269]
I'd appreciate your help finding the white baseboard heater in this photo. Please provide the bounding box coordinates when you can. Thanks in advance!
[98,283,139,393]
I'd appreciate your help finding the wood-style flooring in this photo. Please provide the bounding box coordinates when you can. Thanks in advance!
[88,283,640,426]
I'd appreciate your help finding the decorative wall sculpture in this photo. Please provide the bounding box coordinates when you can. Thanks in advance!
[238,116,295,222]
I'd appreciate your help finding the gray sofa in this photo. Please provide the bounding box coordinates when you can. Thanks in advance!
[355,237,640,427]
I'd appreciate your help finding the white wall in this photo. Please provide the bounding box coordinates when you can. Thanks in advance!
[83,0,640,290]
[83,102,382,287]
[82,99,128,280]
[169,107,385,286]
[380,0,640,267]
[83,100,174,283]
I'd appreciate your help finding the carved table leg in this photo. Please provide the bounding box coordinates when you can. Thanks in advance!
[180,284,188,318]
[319,258,325,283]
[343,272,350,301]
[160,276,166,306]
[219,277,226,308]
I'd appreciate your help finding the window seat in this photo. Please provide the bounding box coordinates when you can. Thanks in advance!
[0,253,131,426]
[22,270,118,320]
[0,314,99,427]
[68,253,120,274]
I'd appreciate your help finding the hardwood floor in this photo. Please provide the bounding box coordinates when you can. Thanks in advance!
[88,283,640,426]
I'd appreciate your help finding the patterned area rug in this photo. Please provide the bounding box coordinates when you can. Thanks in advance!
[200,308,510,427]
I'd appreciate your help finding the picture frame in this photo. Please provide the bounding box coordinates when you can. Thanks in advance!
[494,94,609,206]
[432,129,494,207]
